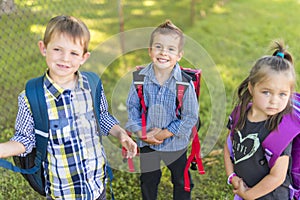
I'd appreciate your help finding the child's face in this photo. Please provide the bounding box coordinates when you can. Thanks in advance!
[148,33,183,71]
[38,33,89,81]
[248,72,292,120]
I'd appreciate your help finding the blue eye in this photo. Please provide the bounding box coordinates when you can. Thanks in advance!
[262,91,270,95]
[279,93,287,97]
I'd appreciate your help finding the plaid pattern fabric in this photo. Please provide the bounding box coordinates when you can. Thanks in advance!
[12,71,118,199]
[126,63,199,151]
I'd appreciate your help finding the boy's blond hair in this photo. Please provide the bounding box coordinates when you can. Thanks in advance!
[150,20,185,52]
[43,15,90,54]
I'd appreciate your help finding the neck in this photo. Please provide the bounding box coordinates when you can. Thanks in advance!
[51,74,78,90]
[154,67,173,85]
[247,108,268,122]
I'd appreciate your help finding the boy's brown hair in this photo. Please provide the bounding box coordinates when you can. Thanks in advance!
[43,15,90,54]
[150,20,185,52]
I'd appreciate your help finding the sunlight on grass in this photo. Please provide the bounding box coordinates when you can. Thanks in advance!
[211,3,229,14]
[30,24,44,37]
[131,9,144,15]
[31,5,43,12]
[143,0,155,6]
[150,10,164,16]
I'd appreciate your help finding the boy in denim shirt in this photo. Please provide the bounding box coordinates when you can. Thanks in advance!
[126,20,198,200]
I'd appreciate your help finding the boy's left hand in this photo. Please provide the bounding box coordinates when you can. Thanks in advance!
[119,133,138,158]
[110,125,138,158]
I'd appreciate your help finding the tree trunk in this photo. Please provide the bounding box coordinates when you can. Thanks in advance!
[0,0,15,15]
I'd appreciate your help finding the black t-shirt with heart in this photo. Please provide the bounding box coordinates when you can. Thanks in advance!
[229,118,292,199]
[232,119,270,187]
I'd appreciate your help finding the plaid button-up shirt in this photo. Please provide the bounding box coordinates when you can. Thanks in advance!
[11,71,118,199]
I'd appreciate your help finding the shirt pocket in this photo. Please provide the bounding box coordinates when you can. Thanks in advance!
[50,118,70,145]
[85,110,99,132]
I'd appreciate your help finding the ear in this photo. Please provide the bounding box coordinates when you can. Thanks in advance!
[248,82,253,95]
[80,52,90,65]
[38,41,47,56]
[176,50,184,62]
[148,47,152,57]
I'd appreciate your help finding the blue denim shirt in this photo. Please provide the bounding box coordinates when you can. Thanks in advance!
[126,63,199,151]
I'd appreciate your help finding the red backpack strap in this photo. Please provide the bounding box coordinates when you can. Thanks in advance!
[175,76,190,118]
[132,69,147,140]
[184,126,205,192]
[178,68,205,192]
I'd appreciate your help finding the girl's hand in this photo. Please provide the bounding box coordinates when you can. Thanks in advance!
[233,179,251,199]
[231,175,241,190]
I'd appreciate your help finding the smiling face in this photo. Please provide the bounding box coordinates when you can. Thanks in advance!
[248,71,292,121]
[148,33,183,72]
[39,33,90,82]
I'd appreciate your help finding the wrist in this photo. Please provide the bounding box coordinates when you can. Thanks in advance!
[227,172,236,185]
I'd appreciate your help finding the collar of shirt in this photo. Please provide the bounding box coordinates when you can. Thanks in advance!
[44,71,90,100]
[139,62,182,83]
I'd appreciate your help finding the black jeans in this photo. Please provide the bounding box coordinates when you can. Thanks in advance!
[140,146,193,200]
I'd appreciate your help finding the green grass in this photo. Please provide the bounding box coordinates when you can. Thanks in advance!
[0,0,300,199]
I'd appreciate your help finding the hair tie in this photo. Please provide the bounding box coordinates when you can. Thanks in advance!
[276,52,284,58]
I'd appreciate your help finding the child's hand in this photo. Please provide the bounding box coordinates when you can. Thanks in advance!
[231,175,241,189]
[233,178,250,199]
[142,128,163,145]
[119,133,138,159]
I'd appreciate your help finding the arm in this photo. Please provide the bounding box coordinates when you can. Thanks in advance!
[109,125,137,158]
[224,132,241,189]
[9,92,35,157]
[0,141,25,158]
[234,155,289,199]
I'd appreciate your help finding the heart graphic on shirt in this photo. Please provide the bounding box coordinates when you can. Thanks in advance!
[233,131,260,164]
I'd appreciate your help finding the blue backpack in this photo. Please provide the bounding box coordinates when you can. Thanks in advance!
[227,93,300,200]
[0,71,114,198]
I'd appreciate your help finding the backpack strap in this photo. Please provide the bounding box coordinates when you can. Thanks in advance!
[132,69,147,140]
[262,112,300,168]
[0,76,49,175]
[178,69,205,192]
[226,105,242,160]
[81,71,102,131]
[81,71,115,200]
[175,71,191,119]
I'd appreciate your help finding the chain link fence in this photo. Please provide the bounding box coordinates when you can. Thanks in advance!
[0,0,122,131]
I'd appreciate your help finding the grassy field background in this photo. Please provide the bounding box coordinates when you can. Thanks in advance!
[0,0,300,199]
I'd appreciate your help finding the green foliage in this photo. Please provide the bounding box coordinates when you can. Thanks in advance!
[1,0,300,199]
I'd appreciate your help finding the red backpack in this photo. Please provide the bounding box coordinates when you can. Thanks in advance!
[123,66,205,192]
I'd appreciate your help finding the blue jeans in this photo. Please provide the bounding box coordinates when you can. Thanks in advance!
[140,146,193,200]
